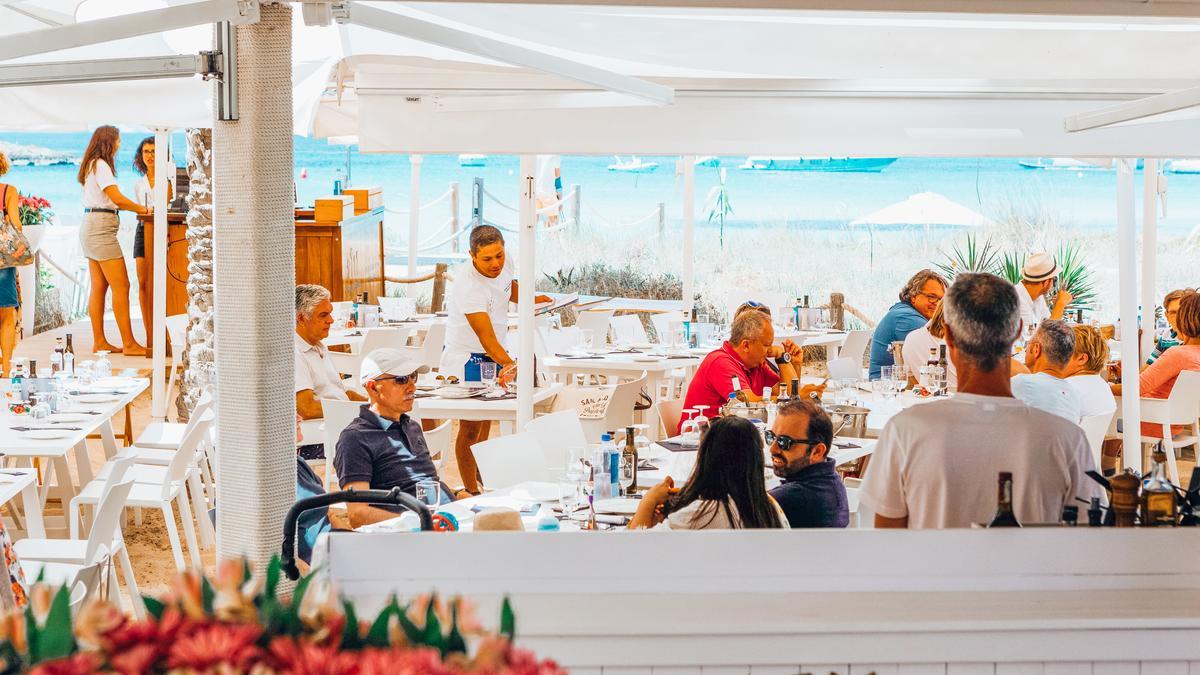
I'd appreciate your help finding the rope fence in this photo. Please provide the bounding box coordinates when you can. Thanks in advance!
[385,187,454,215]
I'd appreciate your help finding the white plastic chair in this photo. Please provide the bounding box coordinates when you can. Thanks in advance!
[132,391,214,450]
[575,310,614,348]
[553,373,648,442]
[610,315,649,345]
[1139,370,1200,484]
[16,471,142,617]
[164,313,189,420]
[725,291,789,324]
[827,357,864,381]
[525,410,590,471]
[650,312,678,345]
[409,323,447,372]
[839,329,872,364]
[1079,411,1114,471]
[657,399,683,438]
[422,419,454,471]
[321,398,367,491]
[471,431,548,490]
[327,327,407,377]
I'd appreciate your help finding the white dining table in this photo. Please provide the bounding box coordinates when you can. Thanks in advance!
[0,378,149,521]
[411,383,565,434]
[0,468,45,538]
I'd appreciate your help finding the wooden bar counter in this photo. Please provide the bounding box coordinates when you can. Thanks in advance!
[294,205,385,303]
[137,211,190,317]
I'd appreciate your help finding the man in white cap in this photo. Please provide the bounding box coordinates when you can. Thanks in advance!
[1017,252,1073,329]
[334,348,464,528]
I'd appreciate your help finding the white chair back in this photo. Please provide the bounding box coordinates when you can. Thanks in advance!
[650,313,678,345]
[472,431,548,490]
[827,357,862,381]
[423,419,453,471]
[542,326,581,355]
[526,410,589,470]
[577,373,647,441]
[657,399,683,437]
[1165,371,1200,423]
[575,310,613,348]
[839,329,872,364]
[725,291,789,323]
[378,296,416,321]
[610,315,649,345]
[84,475,135,564]
[160,410,214,500]
[412,322,447,371]
[1079,412,1113,470]
[321,398,366,490]
[165,314,187,352]
[360,327,405,354]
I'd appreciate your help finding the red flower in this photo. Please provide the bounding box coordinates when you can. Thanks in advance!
[28,652,102,675]
[265,637,361,675]
[108,643,159,675]
[355,646,456,675]
[165,622,264,672]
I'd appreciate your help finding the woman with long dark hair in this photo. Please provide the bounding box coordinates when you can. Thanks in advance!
[629,416,789,529]
[131,136,173,356]
[78,125,148,355]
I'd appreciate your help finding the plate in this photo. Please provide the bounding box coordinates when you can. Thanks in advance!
[91,377,138,389]
[631,355,663,363]
[592,498,641,515]
[509,485,560,501]
[49,413,87,423]
[23,429,74,440]
[76,394,119,404]
[433,385,485,400]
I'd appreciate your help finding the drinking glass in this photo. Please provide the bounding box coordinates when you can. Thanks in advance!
[632,423,651,458]
[558,477,582,516]
[618,455,635,496]
[575,329,595,355]
[30,395,49,421]
[891,366,908,393]
[565,445,588,482]
[415,479,442,510]
[75,362,95,389]
[480,361,498,391]
[680,408,699,447]
[693,405,711,434]
[94,351,112,380]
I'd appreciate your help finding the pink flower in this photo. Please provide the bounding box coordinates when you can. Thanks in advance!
[355,646,456,675]
[265,636,360,675]
[165,622,264,672]
[28,652,102,675]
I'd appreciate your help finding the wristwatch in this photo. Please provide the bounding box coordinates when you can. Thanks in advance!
[776,351,792,365]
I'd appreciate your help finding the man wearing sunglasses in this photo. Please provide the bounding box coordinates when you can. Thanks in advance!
[334,348,460,528]
[868,269,946,380]
[766,399,849,528]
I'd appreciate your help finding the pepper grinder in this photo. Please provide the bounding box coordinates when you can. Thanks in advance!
[1110,470,1140,527]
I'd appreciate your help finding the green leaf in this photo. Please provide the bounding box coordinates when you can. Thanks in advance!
[142,596,166,621]
[201,576,216,616]
[364,596,396,648]
[394,603,422,645]
[499,596,515,641]
[340,600,362,650]
[422,595,444,654]
[280,570,316,636]
[265,557,282,603]
[28,586,76,664]
[444,600,467,656]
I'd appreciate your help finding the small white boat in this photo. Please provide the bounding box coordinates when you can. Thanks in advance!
[458,154,488,167]
[1166,159,1200,174]
[1018,157,1109,171]
[694,155,720,168]
[607,155,659,173]
[738,156,897,172]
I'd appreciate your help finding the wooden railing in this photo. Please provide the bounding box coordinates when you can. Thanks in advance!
[385,262,448,313]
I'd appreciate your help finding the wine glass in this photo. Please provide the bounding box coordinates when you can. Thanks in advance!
[891,365,908,394]
[94,351,112,381]
[680,408,699,447]
[565,445,587,482]
[558,476,581,516]
[632,423,651,457]
[618,455,635,497]
[693,404,711,434]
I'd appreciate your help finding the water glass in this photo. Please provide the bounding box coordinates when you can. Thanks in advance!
[558,478,582,515]
[415,479,442,510]
[565,445,588,482]
[618,455,635,496]
[75,362,95,388]
[680,409,700,447]
[94,352,112,380]
[480,361,498,390]
[632,424,651,457]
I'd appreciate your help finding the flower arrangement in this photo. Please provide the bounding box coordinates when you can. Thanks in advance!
[0,557,564,674]
[16,196,52,228]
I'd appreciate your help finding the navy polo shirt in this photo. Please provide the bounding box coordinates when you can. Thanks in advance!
[333,405,449,510]
[769,458,850,528]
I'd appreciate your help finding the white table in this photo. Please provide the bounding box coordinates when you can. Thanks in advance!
[0,468,45,538]
[412,383,565,433]
[0,379,148,520]
[543,353,700,440]
[325,318,437,349]
[647,434,877,484]
[774,328,848,350]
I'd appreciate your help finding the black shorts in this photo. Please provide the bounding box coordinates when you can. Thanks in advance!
[133,222,145,259]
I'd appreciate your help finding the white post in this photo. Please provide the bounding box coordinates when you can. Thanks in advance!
[1117,158,1142,474]
[1140,159,1159,361]
[681,156,695,315]
[570,183,581,235]
[517,155,536,428]
[407,154,423,276]
[449,181,460,253]
[150,127,170,421]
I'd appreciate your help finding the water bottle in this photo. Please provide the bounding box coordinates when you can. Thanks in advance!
[536,505,560,532]
[10,363,23,402]
[594,434,617,500]
[351,295,360,327]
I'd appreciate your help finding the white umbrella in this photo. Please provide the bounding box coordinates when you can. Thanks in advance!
[850,191,992,228]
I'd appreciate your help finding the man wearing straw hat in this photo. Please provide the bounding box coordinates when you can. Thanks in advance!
[1016,252,1073,329]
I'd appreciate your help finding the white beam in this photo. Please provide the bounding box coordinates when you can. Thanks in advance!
[681,156,695,316]
[345,3,674,106]
[433,92,659,113]
[1140,159,1159,363]
[151,128,171,421]
[1116,158,1141,474]
[407,154,422,277]
[0,0,258,63]
[0,55,201,88]
[517,155,536,429]
[1064,85,1200,132]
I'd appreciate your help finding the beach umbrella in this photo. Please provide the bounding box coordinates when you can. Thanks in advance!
[849,191,992,228]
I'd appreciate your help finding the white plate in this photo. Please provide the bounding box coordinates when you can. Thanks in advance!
[49,413,87,423]
[433,385,485,400]
[509,485,560,501]
[92,377,138,388]
[593,497,641,515]
[23,429,74,440]
[76,394,119,404]
[631,355,663,362]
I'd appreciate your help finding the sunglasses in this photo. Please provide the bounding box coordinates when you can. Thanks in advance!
[744,300,765,308]
[373,371,419,386]
[764,430,821,452]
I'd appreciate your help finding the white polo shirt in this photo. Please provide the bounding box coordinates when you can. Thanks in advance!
[1016,282,1051,330]
[440,256,514,376]
[1011,372,1083,423]
[294,333,349,401]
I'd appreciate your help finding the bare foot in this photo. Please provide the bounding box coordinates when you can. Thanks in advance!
[94,342,122,354]
[121,343,148,357]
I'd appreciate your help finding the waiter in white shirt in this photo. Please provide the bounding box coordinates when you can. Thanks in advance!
[295,284,366,459]
[1015,252,1073,330]
[441,225,550,494]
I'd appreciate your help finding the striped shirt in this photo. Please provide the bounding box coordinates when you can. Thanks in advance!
[1146,331,1180,366]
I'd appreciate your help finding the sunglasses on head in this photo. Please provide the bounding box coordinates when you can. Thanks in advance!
[764,430,821,451]
[373,371,418,386]
[744,300,765,308]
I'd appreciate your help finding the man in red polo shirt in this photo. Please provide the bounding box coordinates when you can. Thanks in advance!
[679,311,802,433]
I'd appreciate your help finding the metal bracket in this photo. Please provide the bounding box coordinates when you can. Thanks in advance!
[214,21,239,121]
[331,1,350,24]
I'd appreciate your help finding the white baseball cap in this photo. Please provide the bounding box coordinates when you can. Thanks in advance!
[359,348,429,386]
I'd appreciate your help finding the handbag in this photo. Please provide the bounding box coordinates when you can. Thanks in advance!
[0,186,33,269]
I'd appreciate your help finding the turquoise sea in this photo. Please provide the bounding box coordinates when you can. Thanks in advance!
[2,131,1198,239]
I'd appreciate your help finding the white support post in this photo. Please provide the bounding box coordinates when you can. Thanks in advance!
[407,154,423,276]
[150,127,170,421]
[517,155,537,429]
[448,181,460,254]
[570,183,581,235]
[1141,159,1159,361]
[681,156,696,315]
[1116,159,1142,474]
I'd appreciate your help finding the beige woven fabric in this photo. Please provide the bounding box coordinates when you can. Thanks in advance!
[212,4,296,576]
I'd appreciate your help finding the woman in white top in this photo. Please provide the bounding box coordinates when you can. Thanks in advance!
[131,136,174,356]
[630,416,789,530]
[78,126,149,355]
[901,303,957,391]
[440,225,550,494]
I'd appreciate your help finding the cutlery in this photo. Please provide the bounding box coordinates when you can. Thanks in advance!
[10,426,81,432]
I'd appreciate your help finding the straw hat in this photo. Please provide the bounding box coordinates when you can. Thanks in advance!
[473,508,525,531]
[1022,252,1058,283]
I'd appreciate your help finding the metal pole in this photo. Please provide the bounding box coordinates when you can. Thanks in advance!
[472,177,484,227]
[681,156,695,315]
[657,201,665,239]
[1141,159,1159,361]
[570,183,581,236]
[407,154,422,277]
[150,127,170,421]
[449,181,460,253]
[517,155,536,429]
[1116,158,1141,474]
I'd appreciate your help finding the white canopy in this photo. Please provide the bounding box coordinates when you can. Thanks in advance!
[849,192,993,228]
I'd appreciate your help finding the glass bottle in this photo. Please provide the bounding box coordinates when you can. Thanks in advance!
[63,334,75,376]
[936,344,949,395]
[50,337,64,374]
[26,360,38,396]
[1141,444,1178,526]
[987,472,1021,527]
[623,426,638,493]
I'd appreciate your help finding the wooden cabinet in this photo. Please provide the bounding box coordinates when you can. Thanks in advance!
[294,206,385,303]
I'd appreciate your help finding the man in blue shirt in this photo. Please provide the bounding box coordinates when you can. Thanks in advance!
[767,398,849,528]
[868,269,946,379]
[334,348,462,528]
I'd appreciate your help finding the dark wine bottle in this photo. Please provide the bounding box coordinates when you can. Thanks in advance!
[987,472,1021,527]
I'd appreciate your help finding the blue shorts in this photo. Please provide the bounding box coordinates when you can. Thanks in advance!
[0,267,17,308]
[463,353,496,382]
